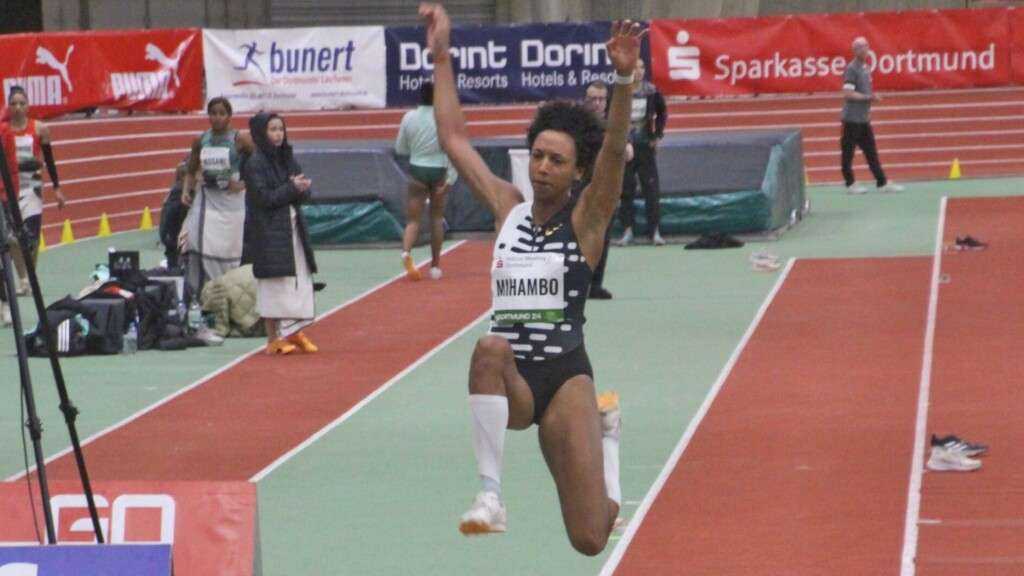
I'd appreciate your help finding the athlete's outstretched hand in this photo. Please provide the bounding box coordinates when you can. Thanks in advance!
[606,20,647,76]
[419,3,451,62]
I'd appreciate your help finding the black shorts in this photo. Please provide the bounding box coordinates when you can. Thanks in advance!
[515,344,593,425]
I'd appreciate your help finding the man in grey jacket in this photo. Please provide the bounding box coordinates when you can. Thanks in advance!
[841,37,904,194]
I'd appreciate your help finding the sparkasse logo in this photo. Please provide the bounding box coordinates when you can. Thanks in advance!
[667,30,701,80]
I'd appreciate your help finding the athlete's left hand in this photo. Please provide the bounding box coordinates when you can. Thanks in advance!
[606,20,647,76]
[55,186,65,210]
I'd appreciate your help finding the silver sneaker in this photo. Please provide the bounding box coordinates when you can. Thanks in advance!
[926,446,981,472]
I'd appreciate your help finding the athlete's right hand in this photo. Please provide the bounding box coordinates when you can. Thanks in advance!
[181,189,192,207]
[419,3,451,63]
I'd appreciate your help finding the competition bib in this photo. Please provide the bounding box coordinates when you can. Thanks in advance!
[492,252,565,325]
[201,146,232,189]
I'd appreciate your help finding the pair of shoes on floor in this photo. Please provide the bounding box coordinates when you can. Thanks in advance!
[954,235,988,251]
[749,251,782,272]
[458,391,622,537]
[926,434,988,472]
[265,331,319,355]
[847,181,905,194]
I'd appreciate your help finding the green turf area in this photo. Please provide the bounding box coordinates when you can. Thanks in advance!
[2,177,1022,574]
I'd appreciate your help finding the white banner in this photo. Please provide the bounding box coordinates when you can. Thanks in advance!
[202,26,386,111]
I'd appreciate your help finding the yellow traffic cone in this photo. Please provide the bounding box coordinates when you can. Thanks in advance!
[139,206,154,230]
[60,219,75,244]
[97,212,112,237]
[37,231,47,252]
[949,158,962,180]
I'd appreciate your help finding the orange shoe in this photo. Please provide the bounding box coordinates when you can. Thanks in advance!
[287,331,319,353]
[402,252,421,281]
[266,339,297,355]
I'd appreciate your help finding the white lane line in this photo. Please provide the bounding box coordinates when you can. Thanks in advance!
[804,129,1024,143]
[250,307,491,482]
[42,188,166,210]
[805,143,1024,158]
[598,258,796,576]
[670,100,1022,119]
[58,148,189,166]
[899,196,947,576]
[5,241,470,482]
[805,157,1024,172]
[40,206,160,230]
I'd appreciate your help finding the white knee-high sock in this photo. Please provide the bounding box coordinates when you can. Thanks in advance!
[469,395,508,496]
[603,430,622,506]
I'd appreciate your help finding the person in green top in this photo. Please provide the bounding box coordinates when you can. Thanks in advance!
[395,81,456,281]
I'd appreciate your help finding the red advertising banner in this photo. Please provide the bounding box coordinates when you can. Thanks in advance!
[651,8,1013,96]
[0,29,203,119]
[1013,8,1024,83]
[0,481,258,576]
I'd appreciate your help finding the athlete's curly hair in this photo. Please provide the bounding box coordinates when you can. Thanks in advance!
[526,100,605,173]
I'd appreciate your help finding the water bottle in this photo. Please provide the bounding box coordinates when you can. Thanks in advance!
[123,321,138,354]
[187,298,203,333]
[176,297,187,326]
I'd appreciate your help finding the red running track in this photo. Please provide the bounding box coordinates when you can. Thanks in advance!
[35,87,1024,245]
[608,257,932,575]
[915,197,1024,575]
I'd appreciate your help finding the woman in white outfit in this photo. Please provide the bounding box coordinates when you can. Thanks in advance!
[241,112,318,355]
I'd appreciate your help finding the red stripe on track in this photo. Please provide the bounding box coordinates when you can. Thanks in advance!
[916,197,1024,576]
[614,257,931,575]
[43,240,493,481]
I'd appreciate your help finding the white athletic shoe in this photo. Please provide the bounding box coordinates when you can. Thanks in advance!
[749,251,782,272]
[459,491,507,535]
[847,183,868,195]
[926,446,981,472]
[1,302,11,326]
[652,229,666,247]
[879,182,905,193]
[429,267,443,280]
[616,228,634,247]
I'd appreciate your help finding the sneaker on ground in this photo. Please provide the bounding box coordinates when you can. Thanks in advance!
[1,302,11,326]
[402,252,421,281]
[16,282,31,297]
[589,286,613,300]
[652,230,666,246]
[429,267,443,280]
[616,228,634,247]
[194,326,225,346]
[597,391,621,437]
[847,183,868,195]
[459,491,507,535]
[926,446,981,472]
[931,434,988,457]
[749,251,782,272]
[879,182,905,193]
[955,235,988,250]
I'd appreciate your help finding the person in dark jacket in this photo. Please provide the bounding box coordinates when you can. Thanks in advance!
[617,59,667,246]
[241,112,318,355]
